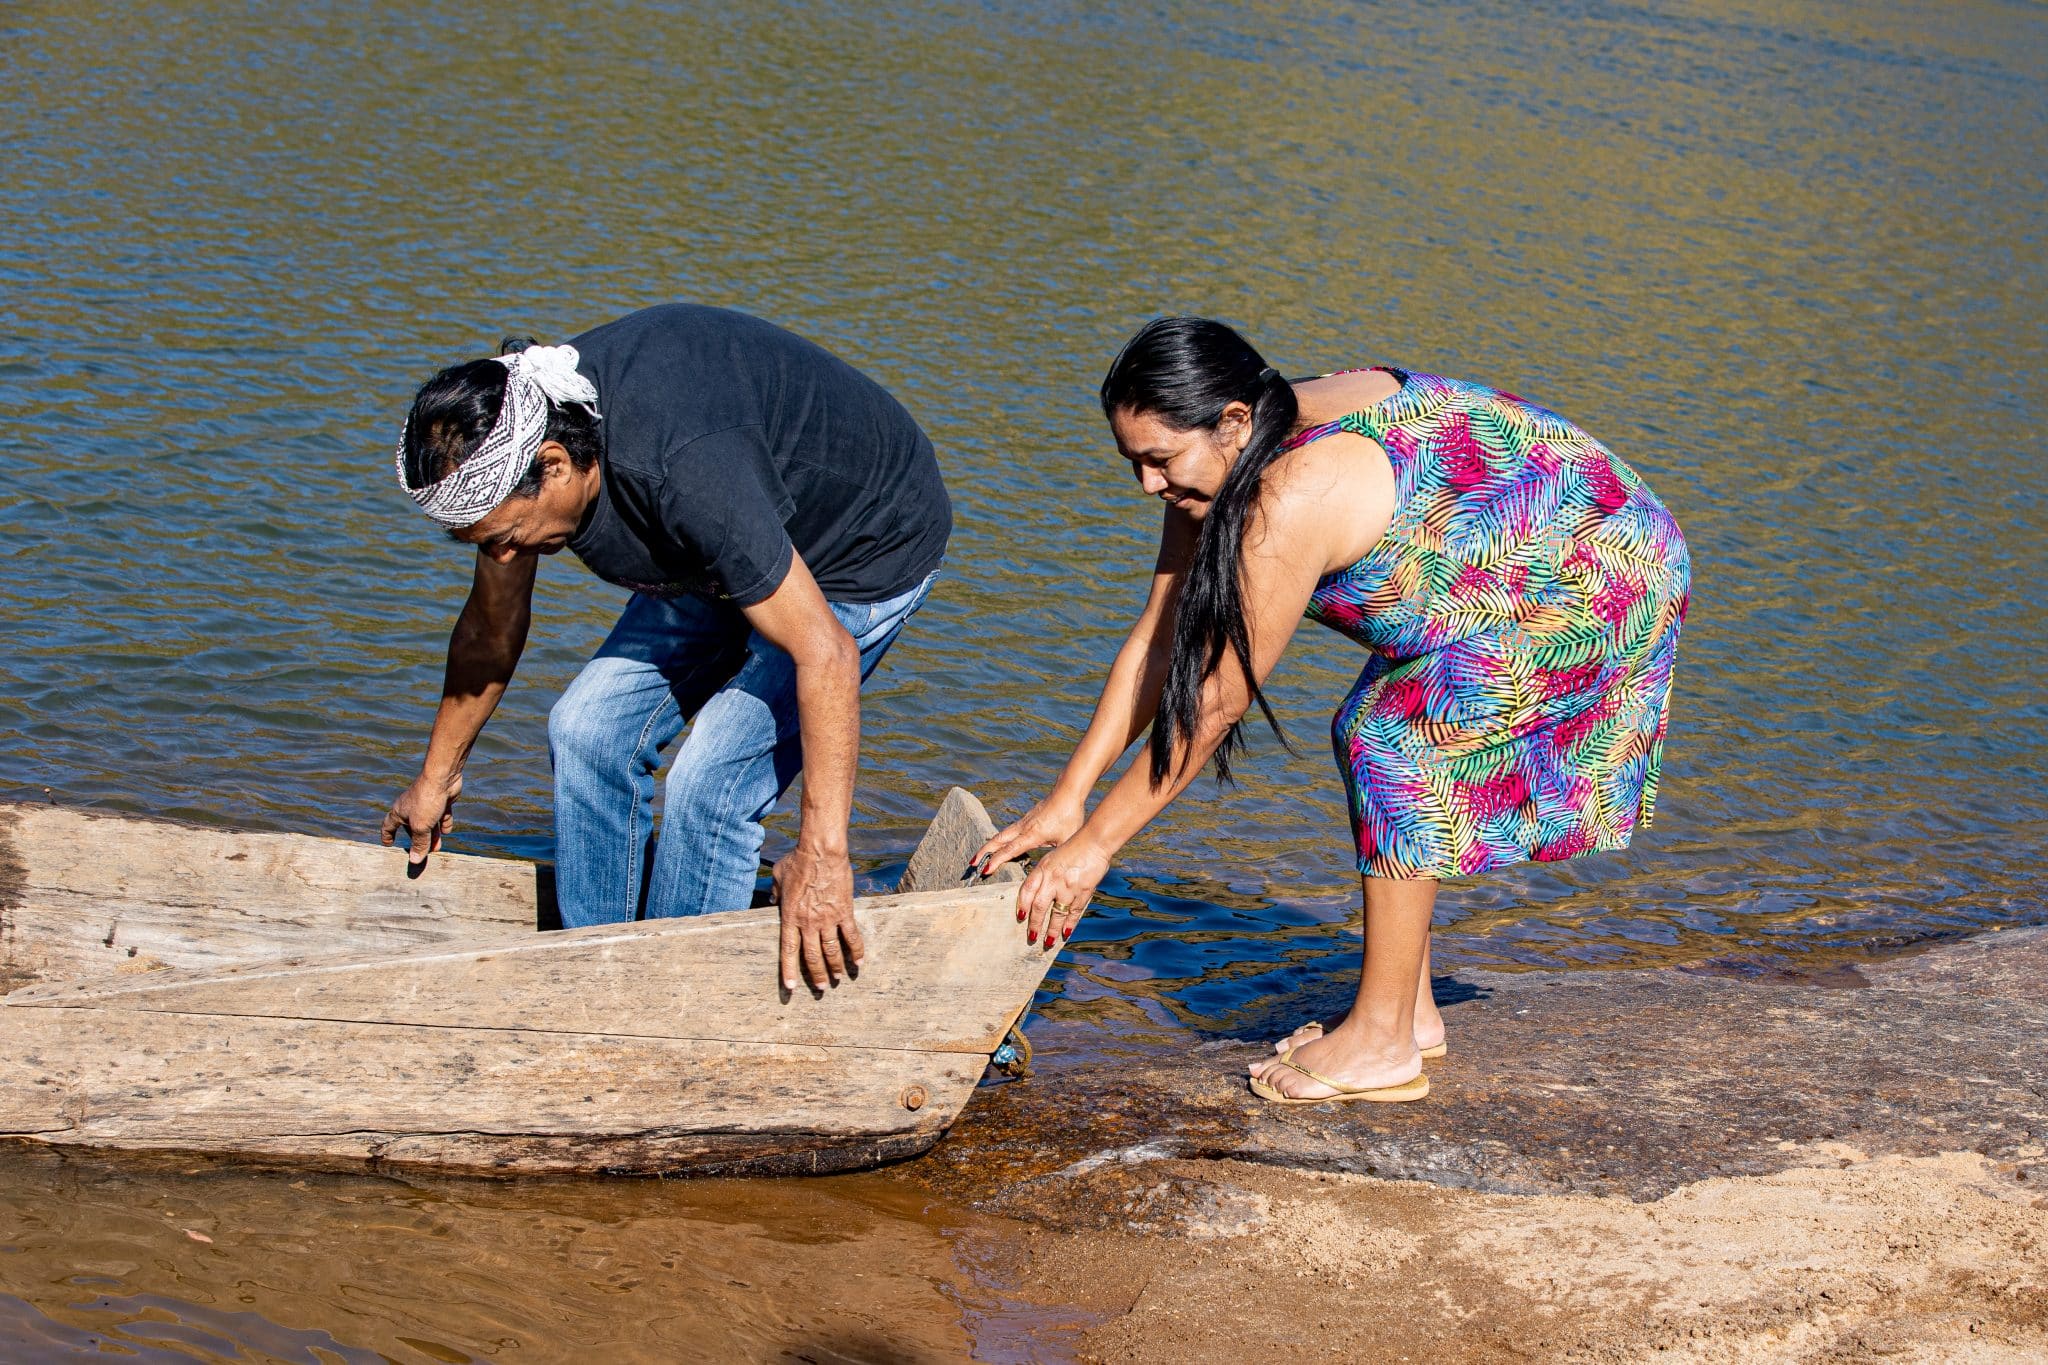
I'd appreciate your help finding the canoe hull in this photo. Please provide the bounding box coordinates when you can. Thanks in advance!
[1,1005,981,1176]
[0,797,1048,1177]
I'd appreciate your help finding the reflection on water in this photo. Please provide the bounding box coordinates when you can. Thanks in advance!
[0,1146,1090,1363]
[1,0,2044,1352]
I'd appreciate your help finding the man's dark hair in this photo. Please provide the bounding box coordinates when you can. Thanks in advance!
[397,336,602,500]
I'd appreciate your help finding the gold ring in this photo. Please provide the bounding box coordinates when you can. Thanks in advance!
[1049,900,1068,915]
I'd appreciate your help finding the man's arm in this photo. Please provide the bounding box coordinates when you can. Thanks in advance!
[738,550,864,994]
[380,550,538,867]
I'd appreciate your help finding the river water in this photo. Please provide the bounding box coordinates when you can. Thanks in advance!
[3,0,2044,1357]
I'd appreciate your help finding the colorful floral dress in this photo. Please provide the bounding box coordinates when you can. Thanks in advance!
[1291,369,1691,879]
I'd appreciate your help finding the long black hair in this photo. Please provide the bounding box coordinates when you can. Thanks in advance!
[397,336,602,499]
[1101,316,1301,786]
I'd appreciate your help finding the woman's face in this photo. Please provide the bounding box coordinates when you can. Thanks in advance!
[1109,402,1253,521]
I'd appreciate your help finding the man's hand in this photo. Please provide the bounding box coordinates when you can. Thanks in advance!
[381,549,535,876]
[380,771,464,869]
[773,845,864,993]
[743,553,868,995]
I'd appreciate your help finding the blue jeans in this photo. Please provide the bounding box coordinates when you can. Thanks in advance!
[547,570,939,928]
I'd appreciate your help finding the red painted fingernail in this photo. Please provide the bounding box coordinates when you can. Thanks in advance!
[1027,932,1036,945]
[1063,925,1073,940]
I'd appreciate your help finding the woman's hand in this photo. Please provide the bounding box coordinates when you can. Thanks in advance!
[1016,836,1111,951]
[973,796,1086,878]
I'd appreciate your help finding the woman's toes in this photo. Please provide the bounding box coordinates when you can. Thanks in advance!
[1273,1023,1323,1055]
[1270,1063,1330,1101]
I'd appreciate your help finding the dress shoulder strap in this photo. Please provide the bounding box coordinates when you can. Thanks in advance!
[1279,417,1350,453]
[1279,367,1410,453]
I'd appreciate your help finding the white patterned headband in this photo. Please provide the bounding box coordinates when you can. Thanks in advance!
[395,345,602,529]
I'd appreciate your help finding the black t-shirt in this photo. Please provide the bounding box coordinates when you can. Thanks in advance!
[564,304,951,606]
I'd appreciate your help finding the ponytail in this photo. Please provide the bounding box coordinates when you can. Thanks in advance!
[1100,317,1300,786]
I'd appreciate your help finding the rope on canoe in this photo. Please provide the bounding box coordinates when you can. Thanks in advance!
[990,1020,1034,1079]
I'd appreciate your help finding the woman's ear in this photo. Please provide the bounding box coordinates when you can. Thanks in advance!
[1218,400,1256,451]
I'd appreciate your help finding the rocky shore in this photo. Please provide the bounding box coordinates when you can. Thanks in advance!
[888,926,2048,1361]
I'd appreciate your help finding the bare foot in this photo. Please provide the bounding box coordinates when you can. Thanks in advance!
[1274,1014,1446,1056]
[1247,1027,1422,1099]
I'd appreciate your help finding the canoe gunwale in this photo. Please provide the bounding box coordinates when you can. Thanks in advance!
[0,796,1055,1178]
[4,880,1039,1056]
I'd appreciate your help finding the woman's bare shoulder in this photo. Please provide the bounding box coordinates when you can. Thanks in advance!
[1259,431,1396,570]
[1269,428,1384,499]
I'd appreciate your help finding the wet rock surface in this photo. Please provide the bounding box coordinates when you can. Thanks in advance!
[890,926,2048,1225]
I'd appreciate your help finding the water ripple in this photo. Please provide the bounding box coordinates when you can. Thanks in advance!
[2,0,2044,1041]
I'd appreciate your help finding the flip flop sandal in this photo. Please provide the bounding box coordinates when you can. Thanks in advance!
[1287,1021,1447,1060]
[1249,1048,1431,1105]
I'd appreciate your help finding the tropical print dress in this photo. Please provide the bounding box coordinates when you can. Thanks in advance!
[1291,369,1691,879]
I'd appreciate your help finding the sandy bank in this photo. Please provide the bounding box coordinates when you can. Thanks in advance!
[883,925,2048,1360]
[1022,1146,2045,1361]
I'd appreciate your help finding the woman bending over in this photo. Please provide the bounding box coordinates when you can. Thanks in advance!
[975,317,1691,1104]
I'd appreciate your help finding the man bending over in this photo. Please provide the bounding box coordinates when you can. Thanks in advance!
[380,303,951,993]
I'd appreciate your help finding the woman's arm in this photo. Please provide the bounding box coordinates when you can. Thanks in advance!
[1014,466,1355,946]
[974,505,1197,872]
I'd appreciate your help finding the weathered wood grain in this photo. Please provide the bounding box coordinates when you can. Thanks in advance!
[0,804,540,985]
[897,786,1024,894]
[247,1129,949,1178]
[0,1007,978,1175]
[8,883,1049,1054]
[0,796,1058,1176]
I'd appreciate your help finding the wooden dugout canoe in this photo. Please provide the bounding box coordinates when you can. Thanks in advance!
[0,791,1041,1177]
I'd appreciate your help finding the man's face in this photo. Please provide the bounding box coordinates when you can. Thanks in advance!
[453,443,599,563]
